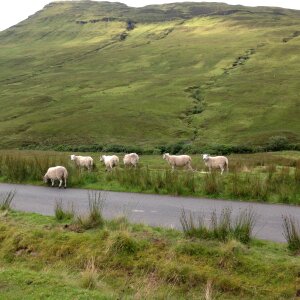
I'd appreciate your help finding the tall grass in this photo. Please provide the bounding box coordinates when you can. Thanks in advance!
[80,257,98,289]
[180,207,256,243]
[0,190,15,211]
[282,215,300,253]
[75,191,105,230]
[54,200,75,221]
[0,150,299,204]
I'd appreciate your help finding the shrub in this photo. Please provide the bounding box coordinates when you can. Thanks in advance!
[282,215,300,253]
[266,136,290,151]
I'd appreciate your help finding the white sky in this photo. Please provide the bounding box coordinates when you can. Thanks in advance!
[0,0,299,31]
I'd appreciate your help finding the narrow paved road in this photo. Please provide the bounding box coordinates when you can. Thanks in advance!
[0,183,299,242]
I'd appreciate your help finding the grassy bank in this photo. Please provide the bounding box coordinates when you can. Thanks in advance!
[0,150,300,205]
[0,205,299,299]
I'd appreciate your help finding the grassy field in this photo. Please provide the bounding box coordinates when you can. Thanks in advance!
[0,1,300,150]
[0,203,299,299]
[0,150,299,205]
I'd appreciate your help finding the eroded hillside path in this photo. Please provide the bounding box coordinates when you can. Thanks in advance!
[1,183,299,242]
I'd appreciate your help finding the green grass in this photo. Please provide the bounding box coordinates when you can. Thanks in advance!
[0,150,300,205]
[0,209,300,299]
[0,2,299,149]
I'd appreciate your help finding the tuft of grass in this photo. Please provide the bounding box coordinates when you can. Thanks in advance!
[282,215,300,253]
[108,231,139,255]
[233,208,257,244]
[0,190,15,211]
[54,200,74,221]
[181,207,256,243]
[80,257,98,289]
[75,191,105,230]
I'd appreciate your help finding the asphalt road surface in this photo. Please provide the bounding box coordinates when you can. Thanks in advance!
[1,182,299,242]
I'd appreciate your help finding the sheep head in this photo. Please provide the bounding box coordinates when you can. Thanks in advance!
[163,153,169,160]
[203,154,210,161]
[43,174,48,183]
[70,154,76,161]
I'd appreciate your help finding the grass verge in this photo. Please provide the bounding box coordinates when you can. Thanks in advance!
[0,209,299,299]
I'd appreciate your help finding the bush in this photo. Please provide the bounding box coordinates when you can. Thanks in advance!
[266,136,290,151]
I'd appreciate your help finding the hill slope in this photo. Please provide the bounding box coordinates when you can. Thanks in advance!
[0,1,300,150]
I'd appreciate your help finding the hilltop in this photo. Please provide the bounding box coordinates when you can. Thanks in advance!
[0,1,300,151]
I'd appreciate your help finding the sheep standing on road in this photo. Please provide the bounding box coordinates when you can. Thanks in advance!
[202,154,228,174]
[163,153,193,171]
[123,153,139,168]
[100,155,119,171]
[70,154,93,171]
[43,166,68,188]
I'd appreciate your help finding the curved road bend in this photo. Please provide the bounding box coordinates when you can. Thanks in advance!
[0,183,299,242]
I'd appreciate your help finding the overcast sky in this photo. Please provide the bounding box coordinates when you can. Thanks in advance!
[0,0,299,31]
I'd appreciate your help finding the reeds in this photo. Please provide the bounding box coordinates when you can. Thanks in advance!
[180,207,256,243]
[282,215,300,253]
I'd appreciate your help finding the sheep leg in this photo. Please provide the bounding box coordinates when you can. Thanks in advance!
[64,178,67,189]
[59,179,62,188]
[51,179,55,187]
[220,167,224,175]
[187,163,193,171]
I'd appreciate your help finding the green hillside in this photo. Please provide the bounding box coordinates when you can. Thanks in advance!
[0,1,300,150]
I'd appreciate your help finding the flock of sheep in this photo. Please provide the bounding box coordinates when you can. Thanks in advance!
[43,153,229,189]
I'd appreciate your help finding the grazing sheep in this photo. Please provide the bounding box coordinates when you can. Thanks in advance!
[162,153,193,171]
[70,154,93,171]
[43,166,68,188]
[100,155,119,171]
[202,154,228,174]
[123,153,139,168]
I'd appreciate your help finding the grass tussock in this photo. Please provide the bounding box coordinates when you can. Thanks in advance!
[282,215,300,253]
[0,190,15,211]
[54,200,74,221]
[180,207,256,243]
[80,257,98,289]
[75,191,105,230]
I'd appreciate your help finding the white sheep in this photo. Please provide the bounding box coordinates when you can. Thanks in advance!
[100,155,119,171]
[162,153,193,171]
[70,154,93,171]
[43,166,68,188]
[202,154,228,174]
[123,153,139,168]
